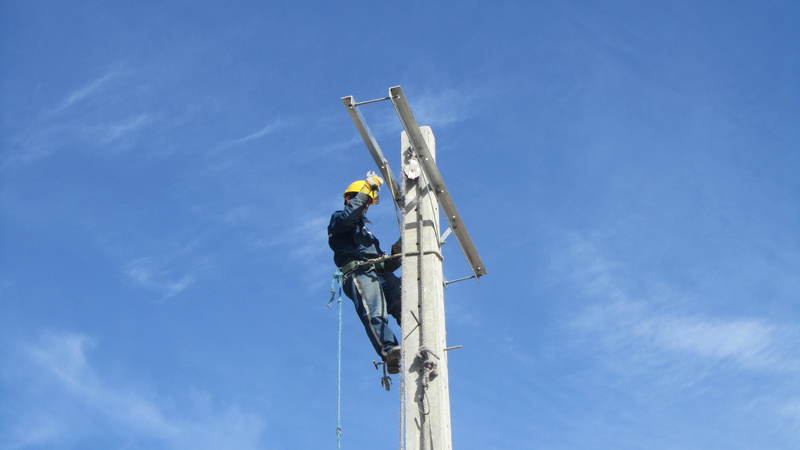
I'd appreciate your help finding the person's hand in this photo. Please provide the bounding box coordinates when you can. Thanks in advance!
[365,171,384,190]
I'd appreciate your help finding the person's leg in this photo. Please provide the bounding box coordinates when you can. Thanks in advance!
[378,271,402,374]
[381,271,402,326]
[343,269,398,358]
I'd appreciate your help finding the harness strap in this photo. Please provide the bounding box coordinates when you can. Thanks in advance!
[339,253,401,277]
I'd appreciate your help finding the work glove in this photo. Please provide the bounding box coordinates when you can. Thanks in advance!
[365,170,384,190]
[391,238,402,255]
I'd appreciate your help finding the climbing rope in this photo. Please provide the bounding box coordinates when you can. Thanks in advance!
[326,251,404,448]
[327,270,345,449]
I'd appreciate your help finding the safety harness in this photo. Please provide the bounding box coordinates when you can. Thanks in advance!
[338,253,401,277]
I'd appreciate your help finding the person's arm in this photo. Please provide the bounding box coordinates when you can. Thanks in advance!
[329,191,372,232]
[383,238,402,272]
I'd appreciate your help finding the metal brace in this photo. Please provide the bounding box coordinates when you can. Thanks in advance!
[439,227,453,244]
[352,96,391,107]
[444,275,477,286]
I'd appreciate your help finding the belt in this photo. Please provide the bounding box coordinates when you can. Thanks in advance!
[339,259,381,276]
[339,260,364,275]
[339,254,400,276]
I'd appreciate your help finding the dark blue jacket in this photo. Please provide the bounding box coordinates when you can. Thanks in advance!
[328,192,389,269]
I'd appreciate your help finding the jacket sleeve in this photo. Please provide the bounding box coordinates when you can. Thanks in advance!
[328,192,371,233]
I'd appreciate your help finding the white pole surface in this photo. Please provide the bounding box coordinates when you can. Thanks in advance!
[400,127,452,450]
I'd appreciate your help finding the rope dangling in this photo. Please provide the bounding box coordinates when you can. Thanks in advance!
[327,270,345,449]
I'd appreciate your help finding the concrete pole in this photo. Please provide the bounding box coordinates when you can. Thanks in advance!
[400,126,452,450]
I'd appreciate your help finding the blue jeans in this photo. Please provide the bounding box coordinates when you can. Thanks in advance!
[343,268,401,359]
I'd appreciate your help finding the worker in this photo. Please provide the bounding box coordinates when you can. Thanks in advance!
[328,171,402,374]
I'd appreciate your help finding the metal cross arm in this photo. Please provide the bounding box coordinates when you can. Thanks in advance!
[388,86,487,278]
[341,96,402,207]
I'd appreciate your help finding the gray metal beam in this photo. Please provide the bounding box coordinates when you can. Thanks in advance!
[341,96,402,206]
[389,86,487,278]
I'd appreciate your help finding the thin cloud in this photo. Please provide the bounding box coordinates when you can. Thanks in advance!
[287,216,330,261]
[294,136,361,164]
[253,214,332,291]
[411,88,485,128]
[257,215,329,262]
[2,113,155,169]
[779,399,800,428]
[639,316,785,370]
[90,113,155,144]
[1,126,63,168]
[3,331,265,449]
[227,120,285,146]
[49,72,117,115]
[124,257,197,299]
[1,68,159,169]
[562,234,800,374]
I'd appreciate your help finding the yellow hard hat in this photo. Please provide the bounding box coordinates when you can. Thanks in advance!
[343,180,378,204]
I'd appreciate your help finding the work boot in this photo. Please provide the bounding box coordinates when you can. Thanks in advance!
[384,345,401,374]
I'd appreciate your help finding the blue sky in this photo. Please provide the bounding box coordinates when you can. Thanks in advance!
[1,1,799,449]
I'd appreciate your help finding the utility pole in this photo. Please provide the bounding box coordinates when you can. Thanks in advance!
[342,86,486,450]
[400,127,452,450]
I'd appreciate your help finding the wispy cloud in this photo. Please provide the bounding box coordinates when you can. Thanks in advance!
[1,69,160,168]
[3,331,265,449]
[411,87,486,127]
[637,316,788,370]
[226,120,286,146]
[561,234,800,375]
[124,256,198,299]
[575,300,799,373]
[252,214,332,290]
[1,126,63,168]
[779,399,800,428]
[256,215,329,261]
[91,113,155,144]
[121,237,212,300]
[288,215,331,261]
[294,136,361,164]
[48,71,117,115]
[2,112,155,169]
